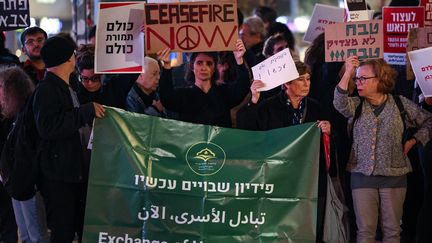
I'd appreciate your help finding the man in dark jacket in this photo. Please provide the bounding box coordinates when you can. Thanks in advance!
[20,27,47,85]
[33,36,104,243]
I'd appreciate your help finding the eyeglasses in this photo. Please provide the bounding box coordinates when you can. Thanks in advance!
[80,75,101,83]
[352,76,377,85]
[24,37,45,46]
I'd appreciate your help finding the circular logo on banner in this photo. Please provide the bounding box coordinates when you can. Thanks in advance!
[186,142,226,176]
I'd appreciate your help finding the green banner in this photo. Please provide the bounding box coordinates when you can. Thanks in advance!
[83,108,321,243]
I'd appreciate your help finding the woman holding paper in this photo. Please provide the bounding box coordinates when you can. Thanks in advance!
[236,61,331,243]
[157,39,251,128]
[333,56,432,243]
[236,61,331,134]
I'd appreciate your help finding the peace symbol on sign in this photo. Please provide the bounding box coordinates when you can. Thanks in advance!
[176,25,200,50]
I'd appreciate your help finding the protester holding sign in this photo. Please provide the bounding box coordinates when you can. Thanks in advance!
[34,36,105,242]
[333,56,432,243]
[158,39,250,128]
[236,61,331,242]
[237,61,331,134]
[76,44,136,110]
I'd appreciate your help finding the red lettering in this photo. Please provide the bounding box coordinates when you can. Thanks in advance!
[198,25,238,47]
[146,27,174,50]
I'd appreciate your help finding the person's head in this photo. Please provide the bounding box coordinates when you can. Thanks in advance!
[55,32,78,50]
[76,44,101,92]
[240,16,266,49]
[21,27,48,61]
[186,52,219,84]
[263,33,288,58]
[88,25,97,45]
[136,57,160,94]
[304,32,325,67]
[253,6,277,30]
[0,66,35,118]
[267,22,295,51]
[41,36,76,74]
[283,61,311,100]
[217,51,237,84]
[354,58,397,97]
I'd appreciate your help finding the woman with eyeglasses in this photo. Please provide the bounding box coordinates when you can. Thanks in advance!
[75,44,136,110]
[333,56,432,243]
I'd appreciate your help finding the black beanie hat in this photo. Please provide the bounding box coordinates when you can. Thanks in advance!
[41,36,75,68]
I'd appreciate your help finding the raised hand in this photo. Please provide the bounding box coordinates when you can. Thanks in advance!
[250,80,265,104]
[345,55,360,76]
[156,48,171,69]
[233,39,246,65]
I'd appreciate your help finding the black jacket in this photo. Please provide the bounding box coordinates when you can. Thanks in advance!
[237,91,325,130]
[159,64,251,127]
[33,72,95,183]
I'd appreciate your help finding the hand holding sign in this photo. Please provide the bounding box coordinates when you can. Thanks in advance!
[233,39,246,65]
[251,48,298,92]
[157,48,171,69]
[250,80,266,104]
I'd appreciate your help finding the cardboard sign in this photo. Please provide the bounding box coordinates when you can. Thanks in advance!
[420,0,432,27]
[325,20,383,62]
[408,46,432,97]
[383,7,424,65]
[251,48,299,91]
[144,0,238,53]
[95,2,145,73]
[303,4,345,43]
[406,27,432,80]
[0,0,30,31]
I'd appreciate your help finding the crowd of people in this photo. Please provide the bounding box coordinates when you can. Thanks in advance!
[1,2,432,243]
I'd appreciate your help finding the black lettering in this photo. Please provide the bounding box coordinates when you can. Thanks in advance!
[180,5,189,23]
[223,4,234,22]
[198,5,209,23]
[213,5,223,22]
[168,5,179,24]
[145,5,159,25]
[189,5,199,23]
[159,4,169,24]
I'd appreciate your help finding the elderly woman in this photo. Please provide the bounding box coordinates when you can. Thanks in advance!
[333,56,432,243]
[157,39,251,127]
[236,61,331,242]
[0,66,48,243]
[237,61,331,133]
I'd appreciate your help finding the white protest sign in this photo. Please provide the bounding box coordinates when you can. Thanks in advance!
[349,10,374,22]
[95,2,145,73]
[303,4,345,43]
[251,48,299,92]
[408,46,432,97]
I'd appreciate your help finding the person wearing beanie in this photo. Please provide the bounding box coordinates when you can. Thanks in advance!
[32,36,105,243]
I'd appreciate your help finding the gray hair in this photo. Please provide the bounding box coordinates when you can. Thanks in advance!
[243,16,266,39]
